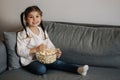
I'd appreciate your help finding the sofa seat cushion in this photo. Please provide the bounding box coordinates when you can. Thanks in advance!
[0,68,81,80]
[0,68,41,80]
[87,67,120,80]
[0,67,120,80]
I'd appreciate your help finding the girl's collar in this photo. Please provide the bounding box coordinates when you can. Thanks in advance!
[26,26,44,37]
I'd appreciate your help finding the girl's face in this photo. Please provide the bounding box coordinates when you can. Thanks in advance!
[26,11,41,27]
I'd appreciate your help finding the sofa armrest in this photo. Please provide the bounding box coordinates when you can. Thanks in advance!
[0,40,7,74]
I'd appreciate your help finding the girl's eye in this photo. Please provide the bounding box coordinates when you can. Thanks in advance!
[29,16,33,18]
[36,16,39,18]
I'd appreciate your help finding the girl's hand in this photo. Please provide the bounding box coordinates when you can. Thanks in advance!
[29,43,47,56]
[56,48,62,58]
[37,43,47,52]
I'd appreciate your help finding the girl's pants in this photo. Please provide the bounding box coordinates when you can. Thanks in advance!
[23,59,78,75]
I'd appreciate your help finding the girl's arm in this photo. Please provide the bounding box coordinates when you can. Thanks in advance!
[17,35,30,58]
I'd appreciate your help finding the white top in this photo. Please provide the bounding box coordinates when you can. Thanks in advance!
[17,26,55,66]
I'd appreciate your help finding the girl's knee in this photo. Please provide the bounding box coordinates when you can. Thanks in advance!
[36,65,47,75]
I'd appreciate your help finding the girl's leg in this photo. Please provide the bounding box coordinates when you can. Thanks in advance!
[23,61,47,75]
[46,60,89,76]
[46,59,78,74]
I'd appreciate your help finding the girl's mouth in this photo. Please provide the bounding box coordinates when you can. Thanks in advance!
[32,22,39,25]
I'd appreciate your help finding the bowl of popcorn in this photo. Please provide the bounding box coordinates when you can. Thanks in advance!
[36,48,57,64]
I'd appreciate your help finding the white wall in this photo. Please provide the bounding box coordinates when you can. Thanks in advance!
[40,0,120,25]
[0,0,120,40]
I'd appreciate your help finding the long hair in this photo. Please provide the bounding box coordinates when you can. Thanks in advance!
[20,5,46,39]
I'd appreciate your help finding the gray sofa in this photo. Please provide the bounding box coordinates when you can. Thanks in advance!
[0,21,120,80]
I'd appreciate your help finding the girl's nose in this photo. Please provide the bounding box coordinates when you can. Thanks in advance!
[33,17,36,21]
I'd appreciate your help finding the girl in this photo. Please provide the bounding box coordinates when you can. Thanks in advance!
[17,5,89,76]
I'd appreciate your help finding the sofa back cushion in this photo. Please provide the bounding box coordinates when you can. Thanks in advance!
[0,41,7,74]
[45,21,120,68]
[2,21,120,70]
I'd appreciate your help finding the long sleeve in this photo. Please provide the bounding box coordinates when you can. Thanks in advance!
[17,31,30,58]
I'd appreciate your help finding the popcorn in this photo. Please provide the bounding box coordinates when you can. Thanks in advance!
[36,48,57,64]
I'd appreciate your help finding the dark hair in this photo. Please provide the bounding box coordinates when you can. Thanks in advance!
[20,5,46,38]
